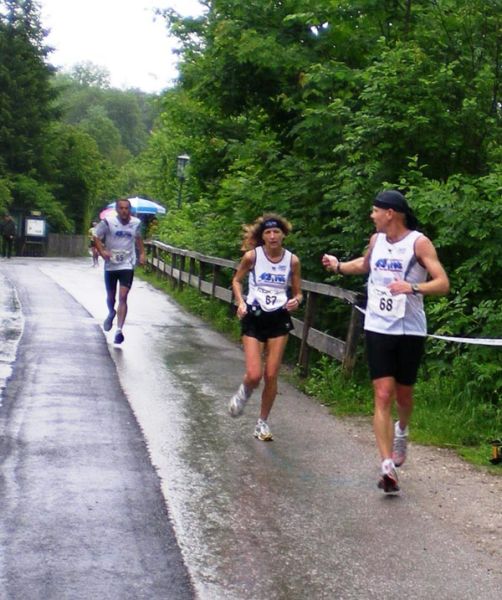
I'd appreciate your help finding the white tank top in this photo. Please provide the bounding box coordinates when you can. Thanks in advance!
[95,215,142,271]
[246,246,292,312]
[365,231,427,336]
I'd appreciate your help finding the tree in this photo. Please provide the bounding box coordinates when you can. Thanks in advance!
[69,61,111,88]
[0,0,58,174]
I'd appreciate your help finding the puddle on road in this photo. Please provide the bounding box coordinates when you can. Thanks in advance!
[0,270,24,404]
[120,320,375,600]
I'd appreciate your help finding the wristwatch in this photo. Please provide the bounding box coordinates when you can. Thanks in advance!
[411,283,421,295]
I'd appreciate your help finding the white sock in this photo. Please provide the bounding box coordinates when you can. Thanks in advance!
[395,422,409,437]
[382,458,395,474]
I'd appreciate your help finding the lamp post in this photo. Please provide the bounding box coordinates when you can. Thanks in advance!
[176,154,190,208]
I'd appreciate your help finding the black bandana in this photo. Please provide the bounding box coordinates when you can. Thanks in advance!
[260,219,286,234]
[374,190,418,229]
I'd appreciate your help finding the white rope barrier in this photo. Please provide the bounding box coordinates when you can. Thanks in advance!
[428,334,502,347]
[354,305,502,347]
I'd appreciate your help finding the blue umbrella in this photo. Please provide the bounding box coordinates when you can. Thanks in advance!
[106,197,167,216]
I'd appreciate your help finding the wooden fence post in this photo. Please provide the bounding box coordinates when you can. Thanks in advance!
[169,249,174,281]
[178,255,185,289]
[198,261,205,293]
[211,264,218,298]
[298,291,318,377]
[189,256,195,287]
[342,302,363,376]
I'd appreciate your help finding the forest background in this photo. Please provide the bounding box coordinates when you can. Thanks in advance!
[1,0,500,460]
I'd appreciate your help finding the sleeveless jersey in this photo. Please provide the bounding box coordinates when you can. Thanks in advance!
[95,215,141,271]
[246,246,292,312]
[365,231,427,336]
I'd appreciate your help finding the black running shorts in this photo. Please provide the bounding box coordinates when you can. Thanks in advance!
[241,305,293,342]
[105,269,134,291]
[365,331,426,386]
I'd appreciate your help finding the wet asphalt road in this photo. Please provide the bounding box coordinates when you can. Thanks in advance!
[0,257,501,600]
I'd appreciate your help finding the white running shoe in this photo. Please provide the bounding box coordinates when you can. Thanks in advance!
[392,421,409,467]
[254,419,273,441]
[228,384,251,417]
[377,461,400,493]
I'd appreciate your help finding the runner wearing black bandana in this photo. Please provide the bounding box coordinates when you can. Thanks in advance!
[229,213,303,441]
[322,190,449,493]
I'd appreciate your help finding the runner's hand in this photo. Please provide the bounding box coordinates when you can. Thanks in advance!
[236,301,247,319]
[322,254,339,272]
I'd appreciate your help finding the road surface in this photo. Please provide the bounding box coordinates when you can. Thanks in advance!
[0,257,500,599]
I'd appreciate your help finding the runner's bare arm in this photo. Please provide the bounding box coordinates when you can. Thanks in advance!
[286,254,303,312]
[414,236,450,296]
[232,251,255,318]
[136,235,146,266]
[93,235,110,260]
[322,235,375,276]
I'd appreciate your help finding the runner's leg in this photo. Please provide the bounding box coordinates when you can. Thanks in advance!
[105,272,118,315]
[116,285,130,330]
[260,334,288,421]
[242,335,264,392]
[372,376,396,460]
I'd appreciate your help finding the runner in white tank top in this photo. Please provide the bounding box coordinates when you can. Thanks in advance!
[94,198,146,345]
[229,214,303,441]
[246,245,293,312]
[365,230,427,336]
[322,190,449,493]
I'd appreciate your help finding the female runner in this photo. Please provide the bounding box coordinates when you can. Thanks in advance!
[229,214,302,440]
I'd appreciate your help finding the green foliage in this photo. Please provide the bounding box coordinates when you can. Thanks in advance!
[53,69,158,161]
[413,361,502,450]
[41,122,115,233]
[148,0,502,316]
[0,177,13,214]
[303,355,374,415]
[69,61,111,88]
[12,173,72,231]
[0,0,58,174]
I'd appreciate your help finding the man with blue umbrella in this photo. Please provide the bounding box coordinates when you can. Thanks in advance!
[94,198,146,344]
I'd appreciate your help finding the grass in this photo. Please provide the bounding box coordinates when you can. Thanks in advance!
[137,267,501,474]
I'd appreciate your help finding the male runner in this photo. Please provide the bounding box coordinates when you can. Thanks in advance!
[322,190,449,493]
[94,198,145,344]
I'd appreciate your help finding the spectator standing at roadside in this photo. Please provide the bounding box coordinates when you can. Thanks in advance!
[1,214,17,258]
[322,190,449,493]
[88,221,99,267]
[94,198,145,344]
[229,213,303,441]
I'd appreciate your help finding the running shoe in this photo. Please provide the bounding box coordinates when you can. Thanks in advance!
[392,421,409,467]
[103,310,116,332]
[114,330,124,344]
[228,384,251,417]
[254,419,273,441]
[377,464,400,494]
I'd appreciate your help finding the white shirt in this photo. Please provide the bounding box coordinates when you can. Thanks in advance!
[95,215,142,271]
[365,231,427,336]
[246,246,292,312]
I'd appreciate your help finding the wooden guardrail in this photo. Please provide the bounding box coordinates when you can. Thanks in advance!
[144,240,364,376]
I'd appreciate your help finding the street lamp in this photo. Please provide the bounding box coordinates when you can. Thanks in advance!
[176,154,190,208]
